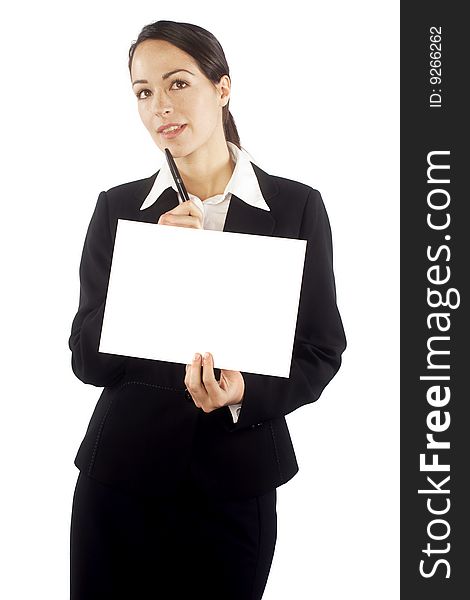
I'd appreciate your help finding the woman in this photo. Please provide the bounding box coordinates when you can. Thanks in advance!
[69,19,346,600]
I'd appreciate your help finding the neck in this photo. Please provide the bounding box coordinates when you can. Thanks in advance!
[175,136,235,201]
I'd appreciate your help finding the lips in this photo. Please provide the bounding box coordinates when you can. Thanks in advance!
[157,123,186,134]
[158,123,187,140]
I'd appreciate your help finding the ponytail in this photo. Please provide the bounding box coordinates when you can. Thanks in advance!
[223,106,241,149]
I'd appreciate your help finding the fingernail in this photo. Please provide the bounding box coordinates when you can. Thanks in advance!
[204,352,210,360]
[194,353,200,361]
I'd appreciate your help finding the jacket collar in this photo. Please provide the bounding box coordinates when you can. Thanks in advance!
[133,147,278,237]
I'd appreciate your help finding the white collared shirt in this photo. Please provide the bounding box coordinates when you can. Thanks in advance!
[139,141,270,424]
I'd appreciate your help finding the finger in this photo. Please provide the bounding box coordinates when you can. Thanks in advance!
[184,361,201,408]
[158,213,201,228]
[219,368,239,375]
[201,353,223,407]
[168,200,204,227]
[168,200,203,220]
[188,353,207,401]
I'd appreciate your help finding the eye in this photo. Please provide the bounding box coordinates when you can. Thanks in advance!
[136,89,151,100]
[170,79,189,90]
[135,79,189,100]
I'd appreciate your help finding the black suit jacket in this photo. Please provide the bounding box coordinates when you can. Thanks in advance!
[69,163,347,500]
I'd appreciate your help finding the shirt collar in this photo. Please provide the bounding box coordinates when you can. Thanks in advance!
[139,141,270,212]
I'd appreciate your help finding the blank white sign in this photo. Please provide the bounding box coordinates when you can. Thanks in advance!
[99,219,307,377]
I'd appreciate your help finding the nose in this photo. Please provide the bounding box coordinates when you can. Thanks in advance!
[150,89,173,117]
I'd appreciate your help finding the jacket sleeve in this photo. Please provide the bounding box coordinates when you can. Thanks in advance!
[68,190,128,387]
[231,188,347,431]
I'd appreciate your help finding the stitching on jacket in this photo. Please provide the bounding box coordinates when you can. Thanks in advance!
[298,188,311,239]
[117,380,185,393]
[269,421,283,480]
[88,396,115,476]
[87,381,185,475]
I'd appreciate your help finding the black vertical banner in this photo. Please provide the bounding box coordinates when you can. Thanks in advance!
[401,3,469,599]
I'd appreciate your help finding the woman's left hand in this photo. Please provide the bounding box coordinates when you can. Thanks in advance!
[185,352,245,413]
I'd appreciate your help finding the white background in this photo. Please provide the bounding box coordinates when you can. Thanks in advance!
[0,1,399,598]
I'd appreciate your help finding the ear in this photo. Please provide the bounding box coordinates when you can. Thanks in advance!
[216,74,231,107]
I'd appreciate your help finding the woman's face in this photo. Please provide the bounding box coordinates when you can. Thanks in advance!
[130,39,230,158]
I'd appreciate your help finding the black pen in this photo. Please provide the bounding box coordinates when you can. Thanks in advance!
[164,148,190,202]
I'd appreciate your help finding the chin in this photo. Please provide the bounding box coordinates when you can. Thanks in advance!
[162,143,197,160]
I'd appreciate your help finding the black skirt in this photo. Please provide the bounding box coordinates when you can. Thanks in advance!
[70,469,277,599]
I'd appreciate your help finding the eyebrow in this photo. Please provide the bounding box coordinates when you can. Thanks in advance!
[132,69,196,86]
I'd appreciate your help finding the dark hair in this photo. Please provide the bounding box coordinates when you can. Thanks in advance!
[128,20,241,149]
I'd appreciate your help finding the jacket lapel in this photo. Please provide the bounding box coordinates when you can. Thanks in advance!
[224,162,278,236]
[222,193,275,236]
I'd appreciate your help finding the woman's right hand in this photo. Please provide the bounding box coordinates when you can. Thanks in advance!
[158,200,203,229]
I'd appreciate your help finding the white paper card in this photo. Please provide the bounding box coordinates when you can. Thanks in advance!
[99,219,307,377]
